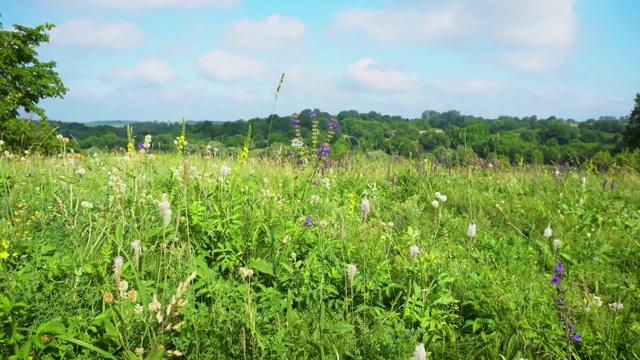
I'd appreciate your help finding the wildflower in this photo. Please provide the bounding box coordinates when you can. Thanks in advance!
[132,240,141,267]
[80,201,93,209]
[573,334,582,342]
[134,304,144,315]
[431,200,439,209]
[149,294,162,312]
[311,194,320,203]
[319,220,328,228]
[220,165,231,177]
[75,168,86,175]
[609,302,623,311]
[414,343,426,360]
[135,347,145,355]
[550,276,559,284]
[410,245,419,259]
[555,262,563,275]
[553,239,559,255]
[467,222,476,237]
[128,289,138,303]
[544,224,552,238]
[317,144,329,160]
[347,263,357,286]
[361,198,370,222]
[593,296,603,307]
[578,198,584,207]
[118,280,129,298]
[158,194,172,226]
[239,267,254,279]
[104,292,114,304]
[290,116,300,129]
[435,192,447,202]
[114,256,124,284]
[303,215,314,228]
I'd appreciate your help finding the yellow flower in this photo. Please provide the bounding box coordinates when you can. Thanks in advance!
[0,251,9,260]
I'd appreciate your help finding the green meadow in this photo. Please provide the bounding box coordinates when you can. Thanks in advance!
[1,141,638,360]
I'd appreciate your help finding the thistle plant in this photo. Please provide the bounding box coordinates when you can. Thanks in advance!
[550,262,581,358]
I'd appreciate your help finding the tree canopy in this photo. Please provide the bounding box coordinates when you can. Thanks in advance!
[623,93,640,150]
[0,17,67,122]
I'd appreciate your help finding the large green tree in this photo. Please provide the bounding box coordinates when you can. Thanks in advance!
[0,17,67,123]
[623,93,640,150]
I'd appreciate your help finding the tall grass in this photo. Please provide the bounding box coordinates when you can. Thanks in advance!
[0,148,638,359]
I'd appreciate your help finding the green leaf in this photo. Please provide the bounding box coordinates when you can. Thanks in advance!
[55,334,118,359]
[251,258,274,276]
[326,322,354,334]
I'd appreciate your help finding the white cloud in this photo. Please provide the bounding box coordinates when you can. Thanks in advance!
[329,0,577,71]
[343,58,421,93]
[223,15,307,52]
[197,50,264,82]
[35,0,241,11]
[50,17,145,50]
[499,50,567,72]
[116,58,176,84]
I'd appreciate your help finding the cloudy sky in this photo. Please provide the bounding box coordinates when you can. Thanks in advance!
[3,0,639,122]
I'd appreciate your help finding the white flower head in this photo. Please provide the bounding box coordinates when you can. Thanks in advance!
[609,302,623,311]
[431,200,439,209]
[347,263,357,286]
[134,303,144,315]
[593,295,603,307]
[553,239,560,254]
[410,245,419,259]
[220,165,231,177]
[467,222,477,237]
[361,198,370,221]
[414,343,426,360]
[544,224,552,238]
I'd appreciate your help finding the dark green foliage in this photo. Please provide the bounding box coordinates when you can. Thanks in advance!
[0,18,67,151]
[623,93,640,150]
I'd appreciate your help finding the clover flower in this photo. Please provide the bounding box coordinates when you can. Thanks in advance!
[553,239,560,255]
[410,245,419,259]
[593,295,603,307]
[134,304,144,315]
[544,224,552,238]
[431,200,439,209]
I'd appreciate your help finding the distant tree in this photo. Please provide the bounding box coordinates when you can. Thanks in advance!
[623,93,640,150]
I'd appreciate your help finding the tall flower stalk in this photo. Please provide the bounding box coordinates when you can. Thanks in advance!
[551,262,581,358]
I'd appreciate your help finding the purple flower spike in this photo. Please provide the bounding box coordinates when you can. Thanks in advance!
[551,276,559,284]
[555,263,563,275]
[573,334,582,342]
[138,142,145,150]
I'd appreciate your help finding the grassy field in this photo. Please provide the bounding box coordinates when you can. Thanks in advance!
[0,147,639,359]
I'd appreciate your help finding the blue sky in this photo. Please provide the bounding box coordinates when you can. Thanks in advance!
[2,0,639,122]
